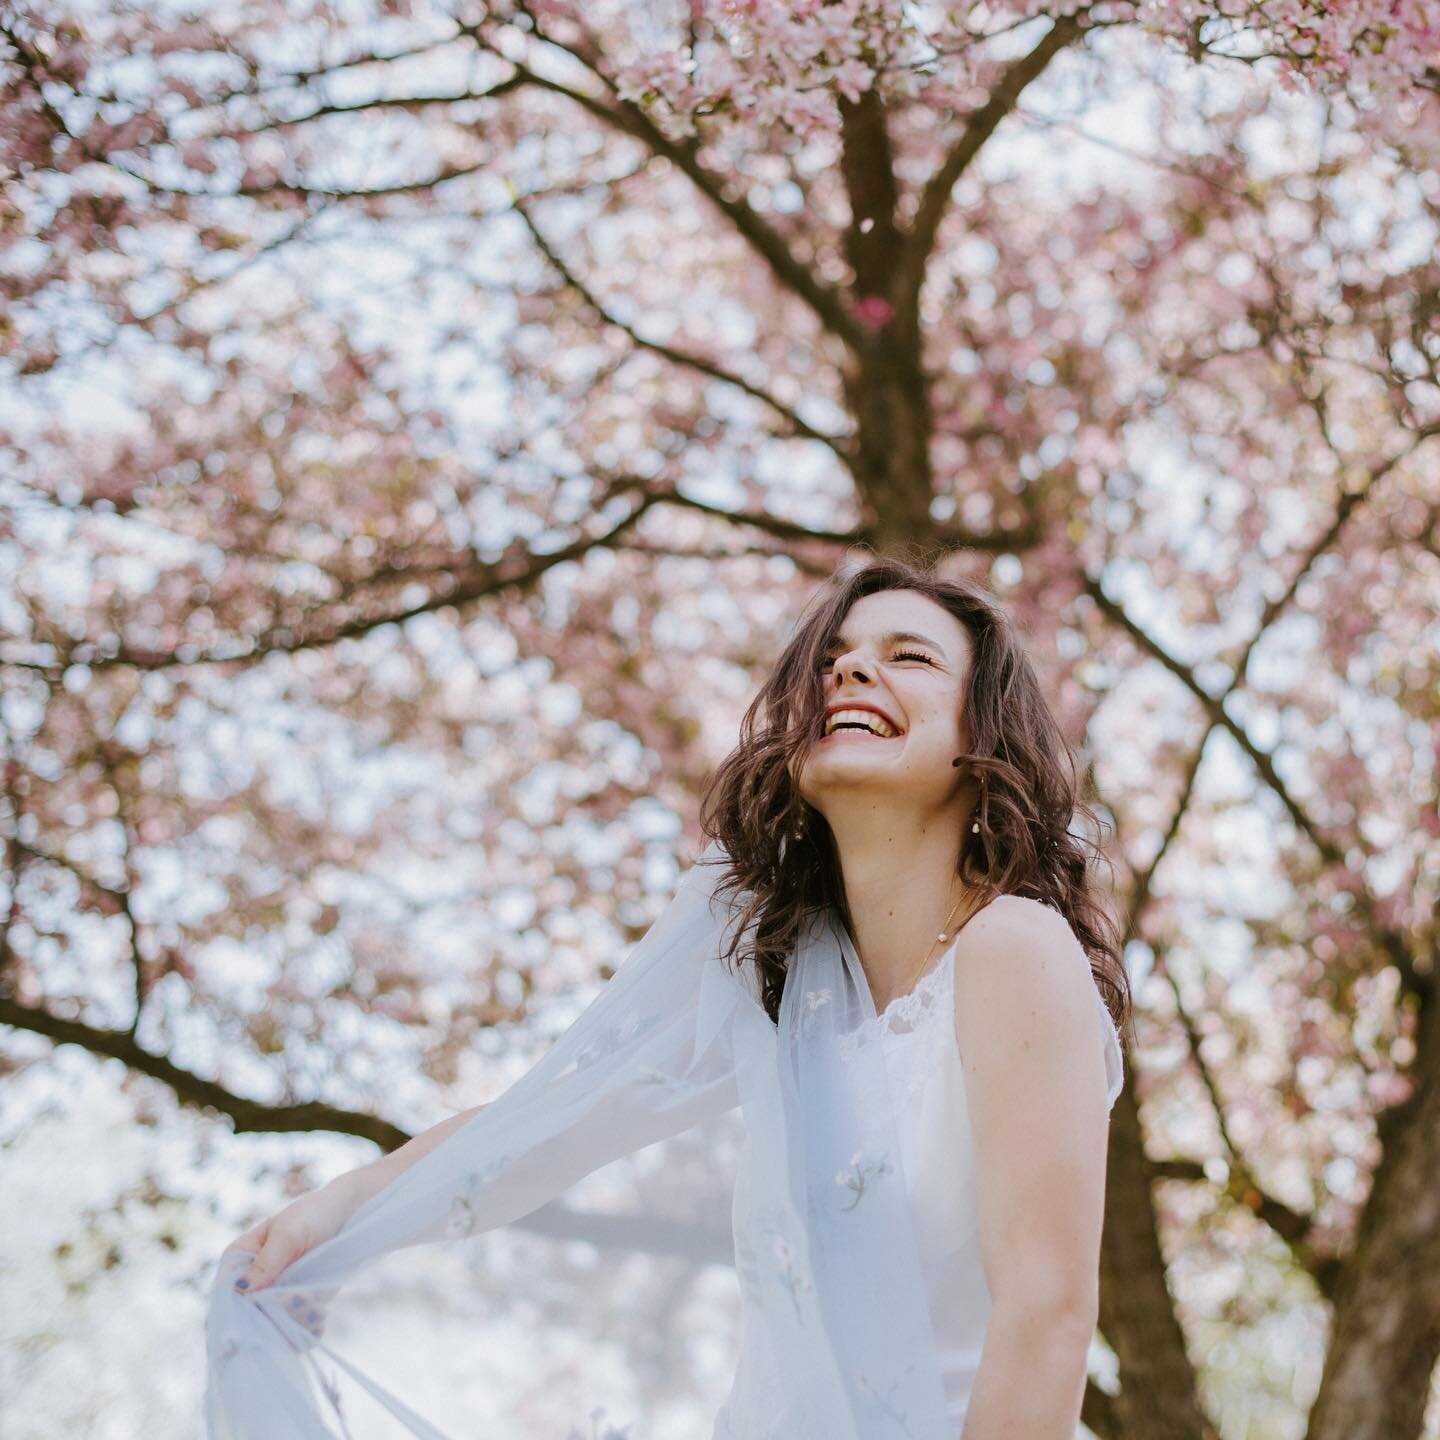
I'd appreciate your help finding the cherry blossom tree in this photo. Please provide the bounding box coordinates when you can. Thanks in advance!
[2,1,1439,1436]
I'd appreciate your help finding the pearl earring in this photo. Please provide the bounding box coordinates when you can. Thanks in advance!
[953,758,984,835]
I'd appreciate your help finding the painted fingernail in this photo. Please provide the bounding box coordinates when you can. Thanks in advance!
[235,1278,250,1290]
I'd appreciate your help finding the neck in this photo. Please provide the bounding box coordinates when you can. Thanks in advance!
[822,796,979,1012]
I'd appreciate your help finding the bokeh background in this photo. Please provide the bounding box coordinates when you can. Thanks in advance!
[2,2,1438,1436]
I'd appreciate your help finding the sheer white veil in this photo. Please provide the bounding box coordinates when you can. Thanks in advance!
[204,838,1123,1437]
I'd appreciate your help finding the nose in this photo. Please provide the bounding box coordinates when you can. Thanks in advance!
[829,647,875,687]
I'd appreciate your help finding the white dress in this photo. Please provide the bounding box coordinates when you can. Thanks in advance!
[872,937,996,1434]
[716,930,1124,1438]
[205,844,1124,1440]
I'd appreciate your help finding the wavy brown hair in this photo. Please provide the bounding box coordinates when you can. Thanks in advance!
[697,554,1132,1064]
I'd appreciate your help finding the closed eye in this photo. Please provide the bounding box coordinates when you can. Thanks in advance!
[819,649,935,669]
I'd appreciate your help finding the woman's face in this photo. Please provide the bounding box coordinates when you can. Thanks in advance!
[794,588,973,820]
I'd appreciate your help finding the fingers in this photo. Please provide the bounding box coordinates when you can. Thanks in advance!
[237,1221,303,1294]
[279,1288,330,1339]
[229,1219,278,1293]
[222,1221,267,1262]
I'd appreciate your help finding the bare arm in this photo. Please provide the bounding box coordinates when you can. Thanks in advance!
[227,1101,493,1290]
[952,898,1112,1440]
[343,1101,491,1206]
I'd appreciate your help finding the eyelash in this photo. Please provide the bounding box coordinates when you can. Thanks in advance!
[820,650,933,669]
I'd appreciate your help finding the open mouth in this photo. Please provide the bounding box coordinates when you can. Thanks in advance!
[821,708,903,741]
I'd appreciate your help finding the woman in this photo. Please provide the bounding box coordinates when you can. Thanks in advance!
[207,555,1129,1439]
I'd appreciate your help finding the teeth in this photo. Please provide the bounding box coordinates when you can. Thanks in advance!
[824,708,899,738]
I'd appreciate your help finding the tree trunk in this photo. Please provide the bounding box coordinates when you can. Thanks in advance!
[1306,958,1440,1440]
[1099,1082,1218,1440]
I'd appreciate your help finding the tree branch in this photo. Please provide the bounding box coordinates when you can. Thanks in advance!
[0,991,411,1148]
[1102,701,1341,1287]
[466,31,873,353]
[647,487,865,547]
[229,75,527,135]
[899,13,1086,311]
[1086,426,1440,1301]
[1080,1377,1121,1440]
[1089,574,1430,1003]
[0,989,741,1262]
[511,194,851,456]
[609,537,837,578]
[0,491,662,677]
[837,87,902,310]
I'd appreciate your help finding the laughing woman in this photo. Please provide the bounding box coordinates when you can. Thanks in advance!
[207,554,1129,1440]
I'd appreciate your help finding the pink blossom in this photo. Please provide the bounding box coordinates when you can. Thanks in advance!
[853,295,894,330]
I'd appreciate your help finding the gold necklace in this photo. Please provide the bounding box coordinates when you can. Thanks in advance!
[879,888,968,1012]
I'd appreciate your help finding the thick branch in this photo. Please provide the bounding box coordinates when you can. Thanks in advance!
[473,39,872,352]
[1080,1378,1121,1440]
[0,991,410,1148]
[1148,1155,1338,1286]
[1090,432,1438,1310]
[0,990,741,1263]
[899,13,1086,311]
[1100,1084,1216,1440]
[1307,949,1440,1439]
[837,87,902,308]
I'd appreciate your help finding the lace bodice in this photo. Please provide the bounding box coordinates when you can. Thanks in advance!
[835,940,961,1106]
[720,905,1126,1440]
[834,932,1125,1111]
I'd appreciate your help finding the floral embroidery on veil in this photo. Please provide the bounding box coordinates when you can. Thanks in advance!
[835,1149,895,1210]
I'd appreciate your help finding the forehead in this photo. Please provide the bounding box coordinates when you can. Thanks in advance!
[828,589,967,655]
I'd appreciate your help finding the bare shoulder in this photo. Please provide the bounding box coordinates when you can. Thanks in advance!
[957,893,1089,972]
[951,894,1102,1070]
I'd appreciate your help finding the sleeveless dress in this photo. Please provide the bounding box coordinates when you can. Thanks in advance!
[715,925,1125,1438]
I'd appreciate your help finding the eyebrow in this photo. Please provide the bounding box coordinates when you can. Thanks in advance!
[823,629,945,656]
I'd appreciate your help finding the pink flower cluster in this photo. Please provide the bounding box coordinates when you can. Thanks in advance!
[609,0,1440,139]
[612,0,938,138]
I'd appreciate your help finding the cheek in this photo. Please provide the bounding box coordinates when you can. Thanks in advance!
[907,699,965,755]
